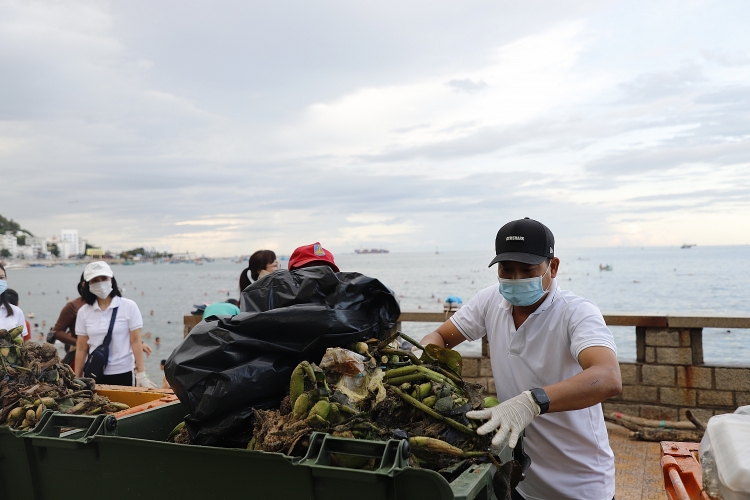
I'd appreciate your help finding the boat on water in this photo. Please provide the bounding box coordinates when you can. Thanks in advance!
[599,264,613,271]
[354,248,389,254]
[681,243,696,249]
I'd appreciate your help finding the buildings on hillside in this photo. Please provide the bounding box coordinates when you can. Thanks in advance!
[0,228,86,260]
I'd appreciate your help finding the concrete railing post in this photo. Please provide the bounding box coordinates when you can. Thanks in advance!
[635,326,646,363]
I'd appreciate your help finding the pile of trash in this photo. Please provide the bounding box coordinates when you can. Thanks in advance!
[254,333,495,470]
[172,331,510,474]
[166,268,526,495]
[0,326,130,430]
[166,266,403,446]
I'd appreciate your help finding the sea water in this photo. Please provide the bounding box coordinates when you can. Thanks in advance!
[6,245,750,380]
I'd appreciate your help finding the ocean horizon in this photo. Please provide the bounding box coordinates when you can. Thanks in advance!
[6,245,749,380]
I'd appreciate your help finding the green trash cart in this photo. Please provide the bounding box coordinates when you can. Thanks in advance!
[0,401,529,500]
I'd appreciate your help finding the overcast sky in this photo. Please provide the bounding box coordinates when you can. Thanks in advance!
[2,0,750,256]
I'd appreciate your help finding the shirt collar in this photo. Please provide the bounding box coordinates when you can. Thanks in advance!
[93,295,121,312]
[533,278,559,315]
[498,278,560,314]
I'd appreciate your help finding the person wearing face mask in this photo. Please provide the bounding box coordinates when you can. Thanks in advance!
[238,250,279,292]
[421,218,621,500]
[0,264,29,341]
[52,273,152,370]
[74,261,156,387]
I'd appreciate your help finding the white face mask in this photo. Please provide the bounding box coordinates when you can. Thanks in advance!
[89,281,113,299]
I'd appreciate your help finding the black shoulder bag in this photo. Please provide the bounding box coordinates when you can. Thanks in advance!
[82,307,119,380]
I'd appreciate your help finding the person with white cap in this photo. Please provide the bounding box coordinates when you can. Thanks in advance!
[74,261,156,387]
[421,218,621,500]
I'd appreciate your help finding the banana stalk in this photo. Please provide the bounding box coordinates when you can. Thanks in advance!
[408,436,487,458]
[422,395,437,408]
[387,366,459,389]
[8,325,24,339]
[384,365,419,379]
[167,421,186,442]
[380,348,423,366]
[386,373,426,385]
[390,387,475,436]
[483,397,500,408]
[417,382,432,399]
[308,400,330,420]
[292,392,312,420]
[289,361,316,407]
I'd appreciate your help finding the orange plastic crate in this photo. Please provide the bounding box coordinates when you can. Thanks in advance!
[94,384,178,418]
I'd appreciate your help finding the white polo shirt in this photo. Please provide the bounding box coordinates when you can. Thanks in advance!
[0,304,27,338]
[451,279,616,500]
[75,296,143,375]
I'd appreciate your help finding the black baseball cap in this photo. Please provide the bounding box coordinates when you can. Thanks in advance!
[488,217,555,266]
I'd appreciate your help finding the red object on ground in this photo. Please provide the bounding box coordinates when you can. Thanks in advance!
[660,441,710,500]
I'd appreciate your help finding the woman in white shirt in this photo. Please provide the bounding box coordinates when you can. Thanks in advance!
[74,261,156,387]
[0,264,28,338]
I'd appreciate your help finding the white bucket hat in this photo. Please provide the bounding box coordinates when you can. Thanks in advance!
[83,261,114,282]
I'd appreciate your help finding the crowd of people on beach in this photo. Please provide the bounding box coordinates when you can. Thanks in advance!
[0,242,340,390]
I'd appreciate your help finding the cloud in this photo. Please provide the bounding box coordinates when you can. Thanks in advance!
[3,0,750,254]
[447,79,489,93]
[617,63,707,103]
[701,49,750,67]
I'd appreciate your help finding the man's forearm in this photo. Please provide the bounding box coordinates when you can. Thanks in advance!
[421,320,467,349]
[544,365,621,413]
[421,331,447,347]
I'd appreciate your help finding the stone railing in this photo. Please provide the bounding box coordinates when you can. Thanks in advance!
[395,312,750,423]
[602,314,750,422]
[183,311,750,422]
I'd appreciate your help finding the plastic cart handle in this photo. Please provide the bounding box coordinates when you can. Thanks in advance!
[300,432,411,473]
[513,430,532,481]
[25,411,117,449]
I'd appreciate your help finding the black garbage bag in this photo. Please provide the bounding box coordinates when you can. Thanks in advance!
[165,266,400,445]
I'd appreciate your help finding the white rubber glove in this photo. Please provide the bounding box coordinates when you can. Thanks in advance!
[135,371,157,388]
[466,391,540,448]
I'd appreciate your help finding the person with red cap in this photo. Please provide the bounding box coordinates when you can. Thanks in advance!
[288,242,339,272]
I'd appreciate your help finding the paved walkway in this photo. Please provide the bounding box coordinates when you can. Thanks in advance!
[607,423,665,500]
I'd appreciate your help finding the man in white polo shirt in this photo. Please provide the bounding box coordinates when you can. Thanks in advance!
[422,218,621,500]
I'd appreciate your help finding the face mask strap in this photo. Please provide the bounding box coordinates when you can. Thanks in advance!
[541,261,552,293]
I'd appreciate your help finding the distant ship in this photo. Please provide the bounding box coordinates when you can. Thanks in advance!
[354,248,389,254]
[681,244,696,249]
